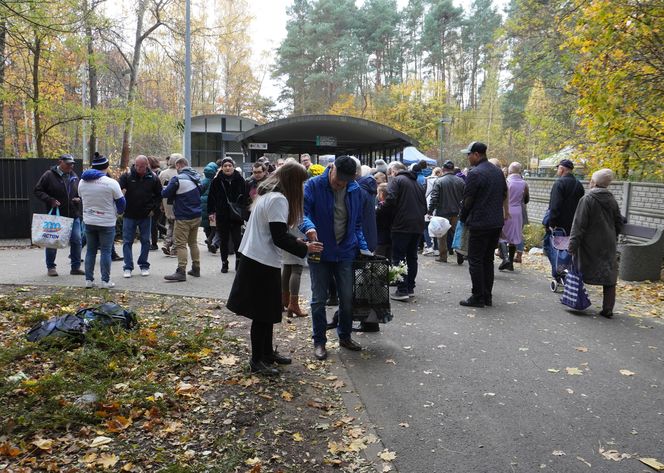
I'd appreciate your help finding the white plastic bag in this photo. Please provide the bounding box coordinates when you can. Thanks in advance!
[31,208,73,249]
[428,216,451,238]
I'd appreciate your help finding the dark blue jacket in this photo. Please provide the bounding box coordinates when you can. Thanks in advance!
[118,166,162,219]
[357,175,377,252]
[460,159,507,230]
[384,170,427,234]
[548,173,585,234]
[161,167,202,220]
[300,168,368,262]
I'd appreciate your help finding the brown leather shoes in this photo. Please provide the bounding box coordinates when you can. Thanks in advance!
[339,338,362,351]
[314,344,327,360]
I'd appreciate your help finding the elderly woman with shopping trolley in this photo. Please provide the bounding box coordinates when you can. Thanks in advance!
[567,169,624,318]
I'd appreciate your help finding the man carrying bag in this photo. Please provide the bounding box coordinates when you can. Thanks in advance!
[33,154,84,277]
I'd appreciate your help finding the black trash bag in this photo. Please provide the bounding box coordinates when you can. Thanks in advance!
[26,313,89,343]
[26,302,138,343]
[76,302,138,330]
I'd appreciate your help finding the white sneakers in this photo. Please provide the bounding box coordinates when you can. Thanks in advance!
[101,280,115,289]
[141,268,150,277]
[123,270,132,278]
[85,280,96,289]
[422,246,434,256]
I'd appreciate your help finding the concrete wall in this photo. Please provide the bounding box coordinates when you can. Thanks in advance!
[525,178,664,229]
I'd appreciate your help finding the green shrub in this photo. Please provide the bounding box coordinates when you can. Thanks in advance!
[523,224,546,250]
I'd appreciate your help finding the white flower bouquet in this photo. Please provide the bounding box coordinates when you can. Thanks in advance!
[388,262,408,284]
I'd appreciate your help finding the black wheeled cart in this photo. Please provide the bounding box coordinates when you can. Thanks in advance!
[351,255,393,324]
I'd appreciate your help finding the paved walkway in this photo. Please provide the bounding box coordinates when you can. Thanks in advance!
[2,236,663,472]
[0,231,283,299]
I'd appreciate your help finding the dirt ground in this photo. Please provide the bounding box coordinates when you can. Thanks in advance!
[0,285,386,473]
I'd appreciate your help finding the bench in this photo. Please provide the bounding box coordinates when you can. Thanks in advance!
[618,224,664,281]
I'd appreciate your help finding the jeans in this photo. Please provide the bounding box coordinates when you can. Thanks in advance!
[309,260,353,345]
[422,224,433,248]
[391,232,421,294]
[85,224,115,282]
[45,217,82,270]
[467,227,502,300]
[122,216,152,271]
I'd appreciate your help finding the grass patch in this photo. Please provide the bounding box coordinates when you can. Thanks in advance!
[0,291,225,438]
[0,285,376,472]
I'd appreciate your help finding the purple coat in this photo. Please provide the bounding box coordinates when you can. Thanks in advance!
[501,174,529,244]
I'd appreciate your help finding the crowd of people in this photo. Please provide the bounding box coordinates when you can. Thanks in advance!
[33,143,623,373]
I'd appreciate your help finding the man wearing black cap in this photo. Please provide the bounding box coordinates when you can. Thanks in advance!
[34,154,84,277]
[427,160,465,263]
[301,155,370,360]
[547,159,584,235]
[458,142,508,308]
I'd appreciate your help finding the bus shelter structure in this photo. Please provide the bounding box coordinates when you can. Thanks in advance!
[235,114,418,165]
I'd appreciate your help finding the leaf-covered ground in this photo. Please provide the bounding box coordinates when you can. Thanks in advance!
[0,286,382,473]
[521,253,664,319]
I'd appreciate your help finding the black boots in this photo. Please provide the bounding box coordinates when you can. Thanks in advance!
[164,267,186,282]
[221,260,229,273]
[498,243,514,271]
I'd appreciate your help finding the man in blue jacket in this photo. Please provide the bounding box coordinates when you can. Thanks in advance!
[301,155,370,360]
[458,142,507,308]
[161,157,202,282]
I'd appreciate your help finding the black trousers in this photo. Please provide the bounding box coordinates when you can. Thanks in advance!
[467,227,501,300]
[217,221,243,263]
[250,320,274,362]
[151,207,164,246]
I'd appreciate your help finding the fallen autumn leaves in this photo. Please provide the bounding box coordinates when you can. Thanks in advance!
[521,253,664,319]
[0,285,378,472]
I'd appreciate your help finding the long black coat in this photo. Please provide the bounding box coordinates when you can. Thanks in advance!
[207,170,248,223]
[568,188,623,286]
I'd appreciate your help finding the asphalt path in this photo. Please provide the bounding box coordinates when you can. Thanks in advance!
[1,237,663,472]
[340,255,664,473]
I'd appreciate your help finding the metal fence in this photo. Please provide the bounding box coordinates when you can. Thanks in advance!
[0,158,83,239]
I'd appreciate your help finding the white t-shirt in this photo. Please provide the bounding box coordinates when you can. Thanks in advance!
[79,175,124,227]
[238,192,289,268]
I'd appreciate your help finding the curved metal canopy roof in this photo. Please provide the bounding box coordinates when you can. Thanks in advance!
[236,114,418,155]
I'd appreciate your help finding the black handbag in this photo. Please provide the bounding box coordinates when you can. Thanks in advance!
[226,196,246,223]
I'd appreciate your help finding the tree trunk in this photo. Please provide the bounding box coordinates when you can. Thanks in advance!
[32,35,43,158]
[0,17,6,156]
[84,0,98,164]
[120,0,148,169]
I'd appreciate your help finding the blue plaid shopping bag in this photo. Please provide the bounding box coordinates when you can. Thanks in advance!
[560,263,591,310]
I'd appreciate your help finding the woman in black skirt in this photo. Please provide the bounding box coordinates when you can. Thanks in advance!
[226,161,324,375]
